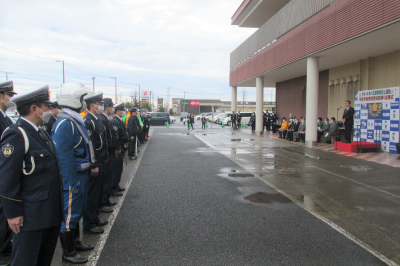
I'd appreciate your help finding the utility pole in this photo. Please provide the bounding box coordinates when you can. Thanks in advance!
[183,91,186,112]
[167,87,170,111]
[110,77,117,103]
[5,72,12,80]
[56,60,65,83]
[92,76,96,92]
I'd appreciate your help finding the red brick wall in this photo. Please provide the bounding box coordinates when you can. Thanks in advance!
[230,0,400,86]
[276,70,329,119]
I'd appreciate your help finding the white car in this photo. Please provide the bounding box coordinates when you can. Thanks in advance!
[169,116,176,123]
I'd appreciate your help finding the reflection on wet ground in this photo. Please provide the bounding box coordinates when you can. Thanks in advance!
[194,129,400,264]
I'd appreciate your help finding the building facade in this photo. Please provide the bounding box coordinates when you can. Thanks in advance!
[230,0,400,147]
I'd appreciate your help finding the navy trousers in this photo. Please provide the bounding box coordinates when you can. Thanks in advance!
[111,152,124,194]
[11,224,61,266]
[83,163,105,230]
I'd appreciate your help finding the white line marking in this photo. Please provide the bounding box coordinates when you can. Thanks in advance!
[194,134,398,266]
[87,129,153,266]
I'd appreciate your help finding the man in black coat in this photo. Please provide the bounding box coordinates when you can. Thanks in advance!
[342,100,354,143]
[111,103,128,195]
[0,85,64,266]
[236,111,241,129]
[0,81,17,266]
[231,111,236,129]
[83,93,110,234]
[98,98,118,210]
[127,108,139,159]
[201,115,207,129]
[187,112,194,130]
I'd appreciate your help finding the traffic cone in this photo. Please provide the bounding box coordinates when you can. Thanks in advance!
[241,121,243,128]
[206,123,208,128]
[221,122,224,128]
[167,121,169,128]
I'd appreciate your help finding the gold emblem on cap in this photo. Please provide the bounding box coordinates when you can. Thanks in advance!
[41,126,47,131]
[87,130,92,136]
[2,143,14,157]
[113,126,118,131]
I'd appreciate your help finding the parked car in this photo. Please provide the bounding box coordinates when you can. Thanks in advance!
[215,113,228,124]
[180,112,188,121]
[217,113,230,124]
[169,116,176,123]
[149,112,170,125]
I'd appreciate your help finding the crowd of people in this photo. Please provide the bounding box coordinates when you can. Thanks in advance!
[0,81,150,265]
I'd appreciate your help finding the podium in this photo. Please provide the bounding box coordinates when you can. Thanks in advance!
[334,141,380,153]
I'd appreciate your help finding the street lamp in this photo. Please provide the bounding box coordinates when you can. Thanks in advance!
[56,60,65,84]
[110,77,117,102]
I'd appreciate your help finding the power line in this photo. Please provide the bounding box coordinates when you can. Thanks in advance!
[0,46,60,61]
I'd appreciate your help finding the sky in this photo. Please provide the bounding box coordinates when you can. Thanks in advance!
[0,0,275,107]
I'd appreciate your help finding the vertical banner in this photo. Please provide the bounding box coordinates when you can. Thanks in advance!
[354,87,399,153]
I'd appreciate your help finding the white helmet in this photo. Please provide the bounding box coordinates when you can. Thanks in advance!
[57,83,93,110]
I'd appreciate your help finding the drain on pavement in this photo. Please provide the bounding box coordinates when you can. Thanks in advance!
[228,173,255,178]
[244,192,292,204]
[231,139,255,142]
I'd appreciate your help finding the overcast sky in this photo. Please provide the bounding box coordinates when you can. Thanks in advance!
[0,0,275,105]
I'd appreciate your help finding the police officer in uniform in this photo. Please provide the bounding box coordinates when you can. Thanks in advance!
[40,99,59,135]
[83,93,110,235]
[0,81,16,266]
[52,83,95,264]
[99,98,119,210]
[236,111,241,129]
[128,108,139,160]
[0,85,63,266]
[141,110,149,142]
[111,103,128,195]
[231,111,236,129]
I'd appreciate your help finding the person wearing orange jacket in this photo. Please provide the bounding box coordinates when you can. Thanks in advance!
[278,117,289,139]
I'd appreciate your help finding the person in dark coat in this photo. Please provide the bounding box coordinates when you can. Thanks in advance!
[271,114,277,133]
[342,100,354,143]
[187,112,194,130]
[83,93,110,235]
[0,85,64,266]
[201,115,207,129]
[0,80,16,266]
[250,112,256,132]
[231,111,236,129]
[110,103,128,195]
[236,111,241,129]
[98,98,118,211]
[127,108,139,159]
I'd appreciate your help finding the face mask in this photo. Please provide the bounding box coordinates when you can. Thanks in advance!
[95,105,104,115]
[109,107,115,115]
[331,120,333,123]
[282,119,285,122]
[302,120,304,123]
[36,106,53,124]
[1,95,15,109]
[120,111,126,117]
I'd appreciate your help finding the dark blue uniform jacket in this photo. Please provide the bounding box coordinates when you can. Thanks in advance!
[111,116,128,153]
[84,112,108,168]
[0,118,64,231]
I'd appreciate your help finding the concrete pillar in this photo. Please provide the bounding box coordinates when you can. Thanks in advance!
[231,86,237,112]
[305,57,319,147]
[256,76,264,133]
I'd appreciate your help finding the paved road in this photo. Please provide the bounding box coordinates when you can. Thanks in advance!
[97,123,387,265]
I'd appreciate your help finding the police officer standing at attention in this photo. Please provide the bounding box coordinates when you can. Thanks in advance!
[231,111,236,129]
[111,103,128,195]
[0,81,16,266]
[237,111,241,129]
[83,93,110,235]
[0,85,63,266]
[52,83,95,264]
[201,114,207,129]
[98,99,118,211]
[128,108,139,160]
[40,99,59,135]
[141,110,149,142]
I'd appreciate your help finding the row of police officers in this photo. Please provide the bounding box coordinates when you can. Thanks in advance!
[0,81,144,265]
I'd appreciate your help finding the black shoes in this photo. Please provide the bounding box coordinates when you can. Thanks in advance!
[59,231,88,264]
[96,220,108,227]
[83,227,104,235]
[0,258,9,266]
[99,206,113,213]
[73,227,94,252]
[118,187,125,192]
[111,192,123,196]
[107,201,117,207]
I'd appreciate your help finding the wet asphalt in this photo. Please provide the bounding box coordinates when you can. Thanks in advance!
[95,121,388,266]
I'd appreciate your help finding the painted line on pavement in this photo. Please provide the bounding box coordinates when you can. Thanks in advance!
[87,129,153,266]
[194,134,398,266]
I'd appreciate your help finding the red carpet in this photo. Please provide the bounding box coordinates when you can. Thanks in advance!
[334,141,380,152]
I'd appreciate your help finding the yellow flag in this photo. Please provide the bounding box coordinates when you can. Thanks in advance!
[212,105,214,121]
